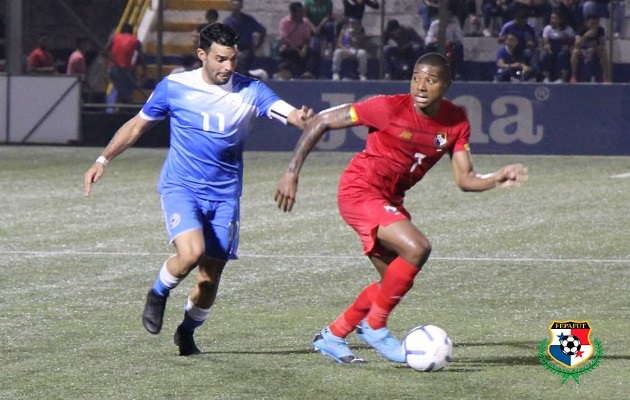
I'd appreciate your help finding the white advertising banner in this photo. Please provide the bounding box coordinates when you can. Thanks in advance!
[0,75,81,144]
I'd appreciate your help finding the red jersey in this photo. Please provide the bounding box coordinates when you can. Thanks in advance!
[339,94,470,204]
[109,33,140,69]
[27,47,54,70]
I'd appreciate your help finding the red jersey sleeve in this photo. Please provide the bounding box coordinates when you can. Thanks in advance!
[350,95,401,130]
[450,105,471,154]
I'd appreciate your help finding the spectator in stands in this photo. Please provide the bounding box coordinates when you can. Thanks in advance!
[192,9,218,48]
[424,1,464,80]
[337,0,380,38]
[332,17,369,80]
[304,0,336,59]
[417,0,439,35]
[105,23,146,105]
[66,35,92,92]
[0,9,5,69]
[508,0,552,26]
[498,10,540,80]
[382,19,424,80]
[224,0,267,75]
[582,0,625,38]
[170,54,199,74]
[494,32,535,81]
[455,0,483,36]
[273,61,294,80]
[555,0,583,33]
[570,13,610,82]
[341,0,380,25]
[482,0,511,37]
[278,2,318,79]
[27,31,58,74]
[540,10,575,83]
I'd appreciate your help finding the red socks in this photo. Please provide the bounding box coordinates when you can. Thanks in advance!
[329,282,378,338]
[366,257,420,329]
[328,257,421,337]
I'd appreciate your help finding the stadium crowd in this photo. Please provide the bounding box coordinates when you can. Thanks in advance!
[10,0,627,103]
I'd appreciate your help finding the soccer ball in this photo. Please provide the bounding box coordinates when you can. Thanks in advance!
[560,335,581,355]
[402,325,453,372]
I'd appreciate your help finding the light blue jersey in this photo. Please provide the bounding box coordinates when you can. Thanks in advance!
[140,69,293,200]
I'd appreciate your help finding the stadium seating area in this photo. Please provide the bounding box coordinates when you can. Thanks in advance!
[133,0,630,83]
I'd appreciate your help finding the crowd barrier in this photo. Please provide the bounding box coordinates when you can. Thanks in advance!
[250,81,630,156]
[4,77,628,156]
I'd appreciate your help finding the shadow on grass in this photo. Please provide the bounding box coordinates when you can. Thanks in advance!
[195,340,629,370]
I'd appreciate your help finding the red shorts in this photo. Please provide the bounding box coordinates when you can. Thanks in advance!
[337,192,410,257]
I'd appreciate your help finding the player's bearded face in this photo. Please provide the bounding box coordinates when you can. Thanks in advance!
[410,64,451,116]
[199,43,238,85]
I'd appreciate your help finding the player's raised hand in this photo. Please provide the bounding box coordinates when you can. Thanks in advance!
[274,170,299,212]
[497,163,528,188]
[84,163,106,197]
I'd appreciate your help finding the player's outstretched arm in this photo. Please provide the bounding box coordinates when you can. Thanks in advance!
[84,115,156,197]
[275,104,355,212]
[286,105,315,129]
[451,151,528,192]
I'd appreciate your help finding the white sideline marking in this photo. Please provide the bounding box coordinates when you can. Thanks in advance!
[0,250,627,264]
[611,172,630,178]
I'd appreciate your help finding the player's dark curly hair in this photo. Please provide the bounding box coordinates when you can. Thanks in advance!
[415,52,452,82]
[198,22,239,51]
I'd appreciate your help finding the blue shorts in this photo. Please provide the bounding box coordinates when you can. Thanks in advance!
[160,189,240,261]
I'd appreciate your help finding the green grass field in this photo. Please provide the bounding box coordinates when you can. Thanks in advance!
[0,146,628,399]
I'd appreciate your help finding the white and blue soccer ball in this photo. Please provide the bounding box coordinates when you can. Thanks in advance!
[402,325,453,372]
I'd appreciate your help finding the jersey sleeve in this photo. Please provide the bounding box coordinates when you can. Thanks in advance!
[452,107,471,154]
[350,95,392,129]
[253,81,288,121]
[139,78,169,121]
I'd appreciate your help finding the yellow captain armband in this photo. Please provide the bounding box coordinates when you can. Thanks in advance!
[349,106,359,123]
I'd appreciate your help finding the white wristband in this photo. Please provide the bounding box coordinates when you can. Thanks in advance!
[96,156,109,166]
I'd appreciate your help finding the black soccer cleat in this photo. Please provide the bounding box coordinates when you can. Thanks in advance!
[142,289,168,334]
[174,326,201,356]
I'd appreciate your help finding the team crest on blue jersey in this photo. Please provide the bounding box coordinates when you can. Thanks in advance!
[225,93,242,108]
[547,320,594,368]
[169,213,181,229]
[435,132,447,150]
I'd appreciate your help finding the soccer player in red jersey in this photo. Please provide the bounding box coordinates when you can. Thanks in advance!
[274,52,528,364]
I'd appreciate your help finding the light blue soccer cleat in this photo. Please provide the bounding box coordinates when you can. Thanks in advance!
[357,320,405,363]
[312,327,366,364]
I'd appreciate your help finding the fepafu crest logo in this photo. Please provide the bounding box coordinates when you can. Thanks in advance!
[435,132,447,150]
[548,320,593,368]
[538,320,603,384]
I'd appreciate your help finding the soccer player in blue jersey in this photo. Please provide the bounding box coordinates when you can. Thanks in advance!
[84,23,314,356]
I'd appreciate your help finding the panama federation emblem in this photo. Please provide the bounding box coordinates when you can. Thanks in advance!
[435,132,447,150]
[538,320,603,384]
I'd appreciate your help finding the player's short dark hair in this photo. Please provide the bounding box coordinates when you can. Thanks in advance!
[198,22,239,51]
[415,52,452,81]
